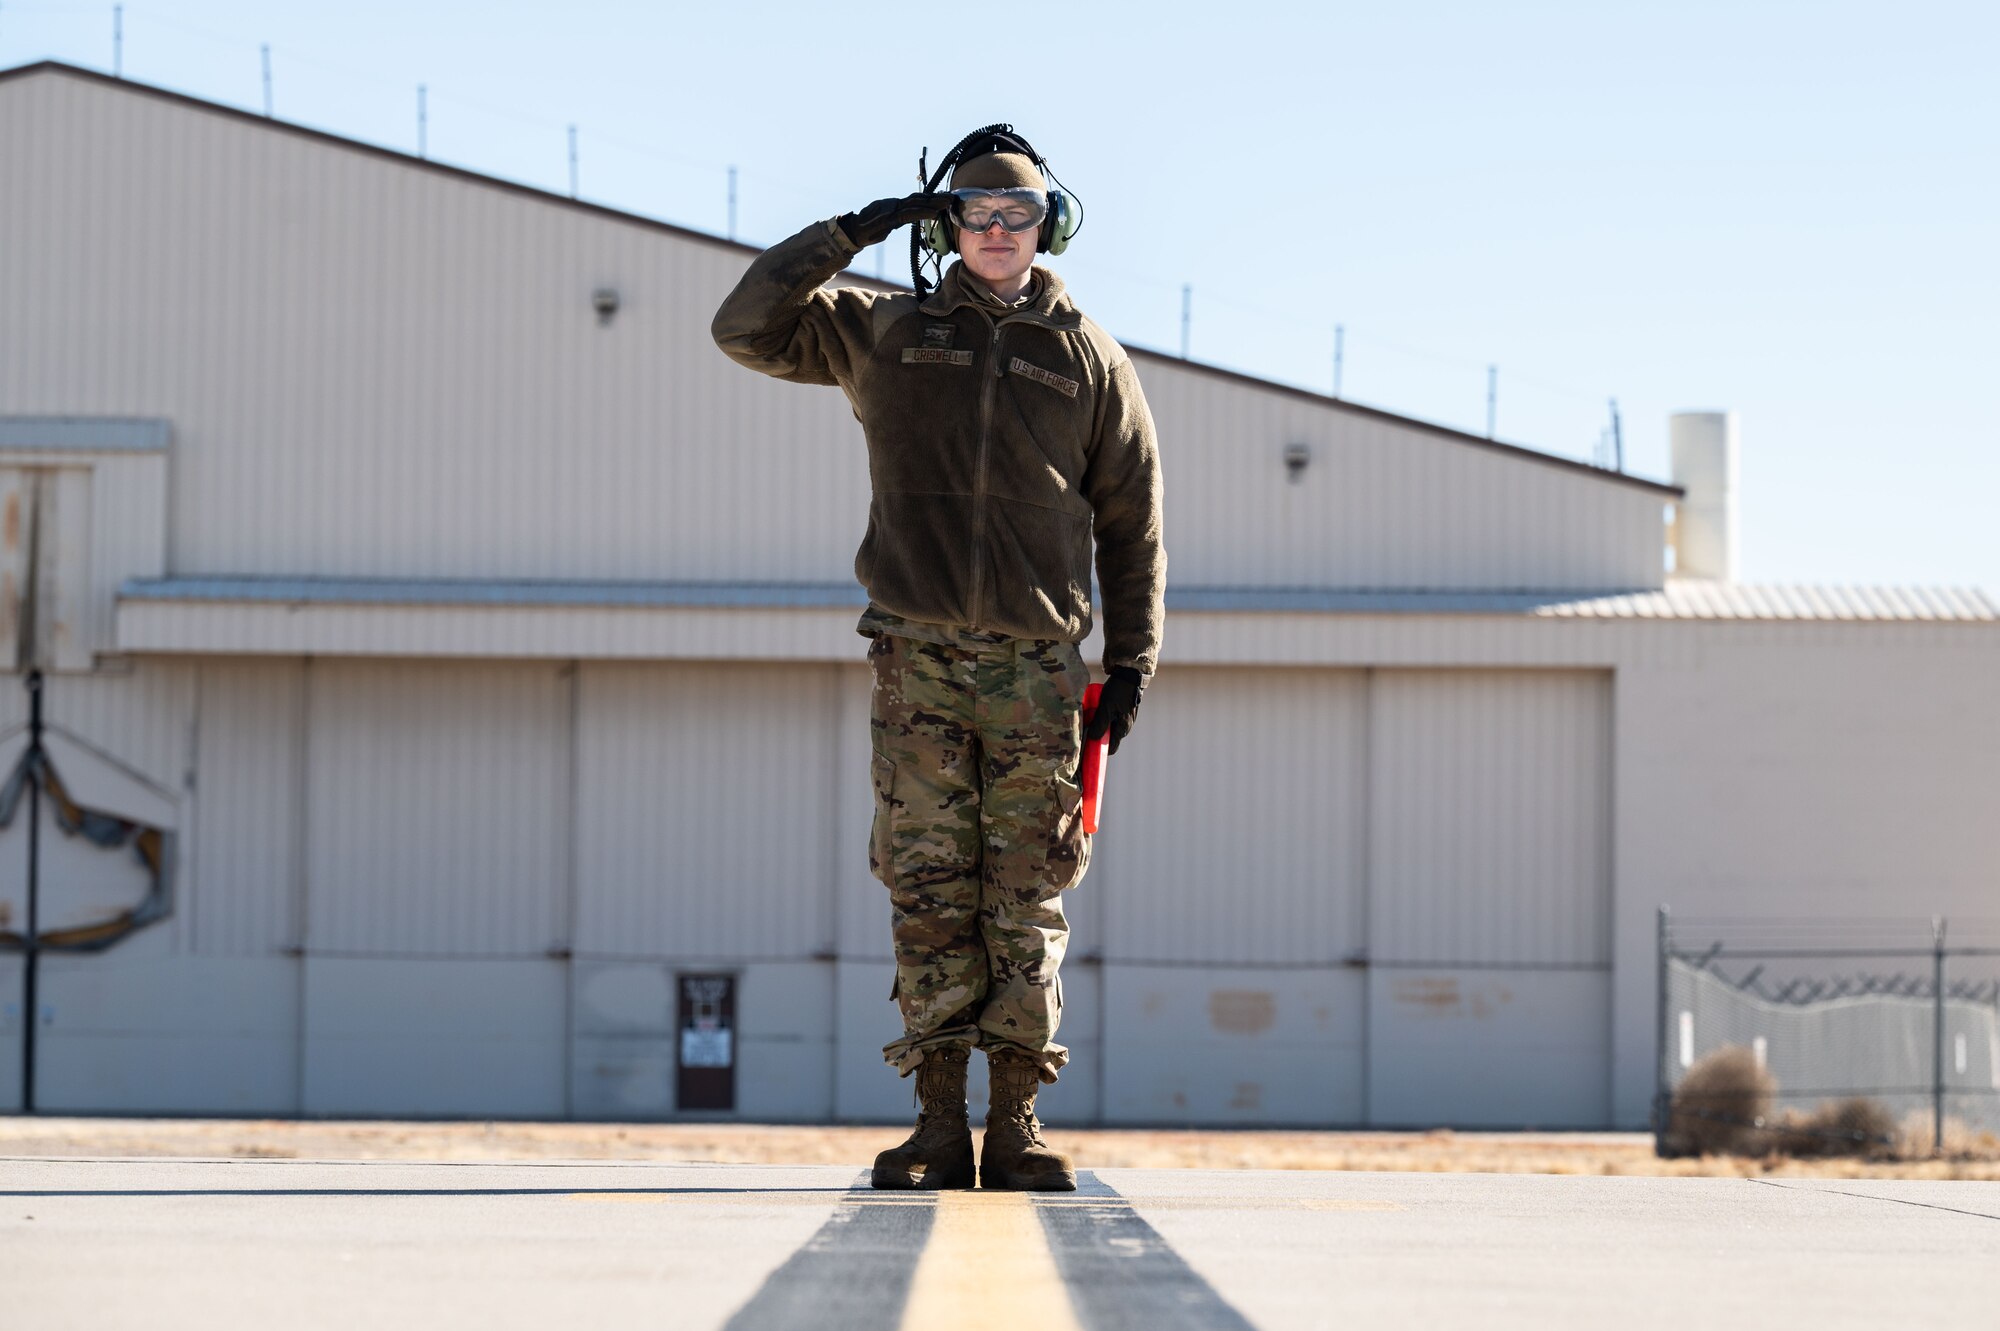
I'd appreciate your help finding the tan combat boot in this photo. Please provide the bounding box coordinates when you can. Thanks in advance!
[871,1044,976,1189]
[980,1049,1077,1191]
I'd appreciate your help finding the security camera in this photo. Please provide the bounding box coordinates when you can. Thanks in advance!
[592,287,620,327]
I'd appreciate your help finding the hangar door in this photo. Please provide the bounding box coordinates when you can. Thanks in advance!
[1365,669,1613,1127]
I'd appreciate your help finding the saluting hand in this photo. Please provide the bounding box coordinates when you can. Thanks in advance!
[837,193,954,248]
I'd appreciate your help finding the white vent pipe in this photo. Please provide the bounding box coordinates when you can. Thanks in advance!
[1669,412,1739,581]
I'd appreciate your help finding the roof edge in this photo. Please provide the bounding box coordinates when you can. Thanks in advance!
[1120,343,1683,498]
[6,58,1681,499]
[118,576,1998,623]
[0,59,761,262]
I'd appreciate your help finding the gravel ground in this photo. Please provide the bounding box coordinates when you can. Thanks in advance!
[4,1116,1996,1179]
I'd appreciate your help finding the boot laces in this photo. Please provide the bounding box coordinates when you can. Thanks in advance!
[1000,1101,1047,1146]
[909,1051,969,1139]
[989,1059,1048,1145]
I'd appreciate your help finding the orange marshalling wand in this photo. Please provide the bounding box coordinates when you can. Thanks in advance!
[1080,682,1109,834]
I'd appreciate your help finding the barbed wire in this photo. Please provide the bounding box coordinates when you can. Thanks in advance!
[1673,955,2000,1007]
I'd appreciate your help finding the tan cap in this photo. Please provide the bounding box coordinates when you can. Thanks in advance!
[950,151,1042,191]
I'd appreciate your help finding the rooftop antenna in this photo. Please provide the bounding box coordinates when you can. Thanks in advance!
[1486,364,1498,438]
[112,4,122,77]
[417,84,427,159]
[567,124,578,199]
[1609,397,1625,472]
[260,44,272,117]
[727,166,737,241]
[1180,284,1191,359]
[1332,324,1345,399]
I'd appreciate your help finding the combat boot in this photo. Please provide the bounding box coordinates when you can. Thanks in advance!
[871,1044,976,1189]
[980,1049,1077,1191]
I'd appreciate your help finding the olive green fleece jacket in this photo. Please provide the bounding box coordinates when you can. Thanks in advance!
[709,217,1166,676]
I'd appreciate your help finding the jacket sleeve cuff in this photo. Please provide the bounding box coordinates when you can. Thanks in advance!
[1102,653,1156,681]
[822,215,862,260]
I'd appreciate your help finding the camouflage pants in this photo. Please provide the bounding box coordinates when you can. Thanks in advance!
[868,628,1092,1085]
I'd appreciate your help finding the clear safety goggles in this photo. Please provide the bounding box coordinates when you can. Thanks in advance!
[949,186,1049,234]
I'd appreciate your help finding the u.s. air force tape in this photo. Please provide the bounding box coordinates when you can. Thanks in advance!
[1008,357,1080,398]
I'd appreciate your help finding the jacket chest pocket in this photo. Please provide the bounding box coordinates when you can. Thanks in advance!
[999,361,1096,491]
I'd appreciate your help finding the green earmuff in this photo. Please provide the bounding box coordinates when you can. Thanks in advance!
[923,214,953,258]
[1043,188,1081,256]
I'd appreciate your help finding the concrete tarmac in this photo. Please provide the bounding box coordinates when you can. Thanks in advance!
[2,1156,1994,1329]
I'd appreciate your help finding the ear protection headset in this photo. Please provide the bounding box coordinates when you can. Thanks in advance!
[909,124,1084,298]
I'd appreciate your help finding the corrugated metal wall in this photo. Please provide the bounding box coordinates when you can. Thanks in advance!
[0,69,872,587]
[574,661,841,960]
[1101,668,1368,966]
[1086,665,1612,1125]
[1132,365,1669,591]
[1363,669,1614,1127]
[303,660,570,957]
[189,660,300,956]
[3,628,1999,1126]
[0,66,1667,601]
[1368,670,1612,967]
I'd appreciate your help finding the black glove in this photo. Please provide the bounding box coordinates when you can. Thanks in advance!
[837,192,953,248]
[1084,667,1145,757]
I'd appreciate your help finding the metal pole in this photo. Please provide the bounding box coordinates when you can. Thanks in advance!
[1933,916,1946,1155]
[417,85,427,159]
[1486,365,1498,438]
[1654,904,1670,1155]
[727,166,737,241]
[567,125,578,199]
[1609,398,1625,472]
[21,669,43,1112]
[1179,285,1191,360]
[112,4,122,77]
[1333,324,1345,399]
[261,44,272,117]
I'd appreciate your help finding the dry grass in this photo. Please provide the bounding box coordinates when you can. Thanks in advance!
[4,1115,1996,1180]
[1660,1044,2000,1168]
[1662,1045,1775,1156]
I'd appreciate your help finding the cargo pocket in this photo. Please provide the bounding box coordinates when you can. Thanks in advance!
[1044,773,1091,892]
[869,752,897,886]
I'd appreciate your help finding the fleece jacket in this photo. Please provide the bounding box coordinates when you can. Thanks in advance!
[709,217,1166,676]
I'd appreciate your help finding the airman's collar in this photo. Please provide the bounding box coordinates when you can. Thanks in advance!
[919,263,1081,329]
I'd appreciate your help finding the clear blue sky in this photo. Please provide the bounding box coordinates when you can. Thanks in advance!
[6,1,1995,591]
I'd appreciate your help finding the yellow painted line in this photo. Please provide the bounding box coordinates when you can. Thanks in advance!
[899,1191,1082,1331]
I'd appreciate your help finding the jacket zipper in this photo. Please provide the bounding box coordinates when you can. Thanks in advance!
[967,315,1006,631]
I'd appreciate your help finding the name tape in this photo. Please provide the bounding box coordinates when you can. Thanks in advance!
[1009,357,1080,398]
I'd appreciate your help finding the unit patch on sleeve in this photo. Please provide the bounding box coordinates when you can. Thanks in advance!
[901,348,974,365]
[1008,357,1080,398]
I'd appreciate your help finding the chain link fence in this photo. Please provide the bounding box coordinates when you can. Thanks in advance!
[1655,910,2000,1156]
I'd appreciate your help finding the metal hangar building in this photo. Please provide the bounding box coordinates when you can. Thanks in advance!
[1,61,1994,1129]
